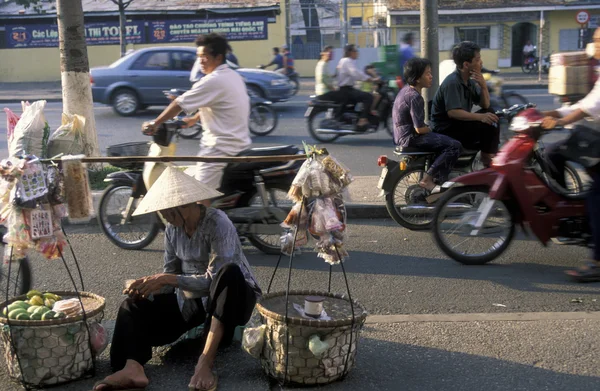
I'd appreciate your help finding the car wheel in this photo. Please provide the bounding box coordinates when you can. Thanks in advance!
[247,85,265,99]
[112,89,140,116]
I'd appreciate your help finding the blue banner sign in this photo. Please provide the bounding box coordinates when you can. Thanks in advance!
[6,22,145,48]
[150,17,268,43]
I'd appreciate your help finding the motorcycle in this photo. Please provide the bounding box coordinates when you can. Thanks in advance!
[374,103,572,231]
[305,79,396,143]
[431,108,589,265]
[482,68,528,110]
[97,120,303,254]
[287,70,300,96]
[165,88,278,137]
[522,47,539,74]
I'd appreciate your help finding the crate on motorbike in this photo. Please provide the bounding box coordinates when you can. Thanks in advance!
[548,51,594,96]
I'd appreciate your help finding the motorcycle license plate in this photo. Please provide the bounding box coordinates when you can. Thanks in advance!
[304,107,313,117]
[377,167,388,189]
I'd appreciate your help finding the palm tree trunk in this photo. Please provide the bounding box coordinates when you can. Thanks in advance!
[56,0,99,157]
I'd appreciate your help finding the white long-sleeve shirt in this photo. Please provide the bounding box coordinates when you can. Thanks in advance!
[557,77,600,120]
[336,57,370,88]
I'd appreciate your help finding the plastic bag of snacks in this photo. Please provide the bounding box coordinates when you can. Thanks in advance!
[62,155,93,220]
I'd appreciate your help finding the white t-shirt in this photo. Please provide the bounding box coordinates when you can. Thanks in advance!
[336,57,369,88]
[523,44,535,54]
[176,64,251,156]
[557,77,600,120]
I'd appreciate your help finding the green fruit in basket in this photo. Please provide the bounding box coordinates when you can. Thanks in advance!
[15,313,30,321]
[30,313,42,321]
[29,296,44,306]
[41,311,56,321]
[8,309,28,319]
[33,307,51,317]
[26,290,43,299]
[12,300,29,309]
[43,293,61,301]
[54,312,66,319]
[44,298,56,309]
[27,305,41,314]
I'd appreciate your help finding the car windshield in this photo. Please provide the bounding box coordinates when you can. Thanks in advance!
[109,51,137,68]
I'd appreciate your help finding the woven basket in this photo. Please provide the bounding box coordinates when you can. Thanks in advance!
[0,291,105,387]
[256,290,367,386]
[106,142,151,170]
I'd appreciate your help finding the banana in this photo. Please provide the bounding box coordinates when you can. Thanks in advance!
[26,290,43,299]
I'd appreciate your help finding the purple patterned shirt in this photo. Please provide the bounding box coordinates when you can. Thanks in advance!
[392,86,426,147]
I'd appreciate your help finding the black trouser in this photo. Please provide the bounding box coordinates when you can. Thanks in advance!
[110,263,257,371]
[436,110,500,155]
[336,86,373,120]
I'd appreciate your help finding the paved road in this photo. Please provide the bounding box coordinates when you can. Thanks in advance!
[1,89,556,176]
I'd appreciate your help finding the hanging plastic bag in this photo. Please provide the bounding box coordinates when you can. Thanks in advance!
[9,100,48,158]
[62,155,93,220]
[89,322,109,356]
[4,107,20,142]
[46,113,86,158]
[242,324,267,359]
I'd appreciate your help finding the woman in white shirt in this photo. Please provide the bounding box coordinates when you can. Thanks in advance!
[315,46,335,96]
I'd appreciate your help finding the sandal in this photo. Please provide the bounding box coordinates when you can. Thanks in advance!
[565,261,600,283]
[91,380,146,391]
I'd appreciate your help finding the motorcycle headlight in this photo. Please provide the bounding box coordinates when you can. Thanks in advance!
[271,79,287,86]
[509,116,530,132]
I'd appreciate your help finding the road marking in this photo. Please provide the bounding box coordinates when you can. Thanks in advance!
[366,311,600,323]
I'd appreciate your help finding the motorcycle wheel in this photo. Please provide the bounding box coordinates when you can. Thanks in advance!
[290,79,300,96]
[432,186,515,265]
[249,104,278,136]
[307,108,340,143]
[178,123,203,139]
[246,185,293,255]
[385,168,435,230]
[0,252,31,297]
[501,92,528,109]
[97,184,161,250]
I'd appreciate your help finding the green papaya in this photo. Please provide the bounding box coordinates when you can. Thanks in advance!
[30,313,42,321]
[26,290,43,299]
[41,311,56,321]
[15,313,30,321]
[54,312,66,319]
[33,307,50,317]
[27,306,41,314]
[8,309,27,319]
[2,307,7,316]
[11,300,29,308]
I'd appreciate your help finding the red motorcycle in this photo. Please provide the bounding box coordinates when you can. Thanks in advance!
[431,107,589,265]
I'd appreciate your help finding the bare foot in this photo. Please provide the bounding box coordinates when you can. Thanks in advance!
[94,363,149,390]
[419,175,436,192]
[357,118,369,127]
[189,356,216,390]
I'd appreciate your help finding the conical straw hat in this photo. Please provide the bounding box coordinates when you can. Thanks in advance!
[133,166,223,216]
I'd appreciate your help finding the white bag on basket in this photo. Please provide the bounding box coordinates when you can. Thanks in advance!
[9,100,47,158]
[46,113,86,158]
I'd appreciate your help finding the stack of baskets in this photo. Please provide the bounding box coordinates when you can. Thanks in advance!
[0,291,105,388]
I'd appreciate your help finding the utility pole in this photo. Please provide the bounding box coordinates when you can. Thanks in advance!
[285,0,291,47]
[421,0,439,119]
[538,10,544,82]
[342,0,348,46]
[56,0,99,157]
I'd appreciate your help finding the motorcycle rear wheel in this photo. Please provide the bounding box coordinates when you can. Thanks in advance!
[432,186,515,265]
[307,108,340,143]
[97,184,161,250]
[246,185,293,255]
[178,123,203,139]
[385,168,435,231]
[249,104,278,136]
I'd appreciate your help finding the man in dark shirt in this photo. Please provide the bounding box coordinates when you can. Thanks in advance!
[261,47,284,71]
[431,41,499,167]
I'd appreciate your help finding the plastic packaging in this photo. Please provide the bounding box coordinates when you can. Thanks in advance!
[47,114,86,158]
[89,322,109,356]
[242,324,267,359]
[4,108,20,142]
[308,334,330,357]
[9,100,48,158]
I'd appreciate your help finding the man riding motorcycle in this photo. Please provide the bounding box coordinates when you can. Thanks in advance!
[261,47,284,71]
[431,41,499,167]
[143,33,251,193]
[335,44,380,131]
[540,27,600,282]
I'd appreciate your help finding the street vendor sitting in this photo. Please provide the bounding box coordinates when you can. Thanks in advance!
[93,166,262,391]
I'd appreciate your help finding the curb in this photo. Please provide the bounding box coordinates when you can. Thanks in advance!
[0,98,63,104]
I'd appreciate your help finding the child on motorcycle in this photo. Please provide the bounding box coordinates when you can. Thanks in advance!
[392,57,462,192]
[540,27,600,282]
[361,64,382,115]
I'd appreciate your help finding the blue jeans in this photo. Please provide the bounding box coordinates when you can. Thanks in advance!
[408,132,462,184]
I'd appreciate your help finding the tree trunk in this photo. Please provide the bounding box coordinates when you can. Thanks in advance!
[119,3,126,57]
[56,0,99,157]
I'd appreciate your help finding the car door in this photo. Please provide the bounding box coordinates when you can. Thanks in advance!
[170,50,197,91]
[128,50,172,104]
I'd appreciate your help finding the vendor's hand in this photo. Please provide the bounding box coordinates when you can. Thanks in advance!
[479,112,499,125]
[541,116,561,129]
[125,274,174,299]
[142,121,159,136]
[470,70,486,88]
[181,116,198,129]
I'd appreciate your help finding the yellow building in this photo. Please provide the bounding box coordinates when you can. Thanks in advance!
[0,0,285,82]
[387,0,600,71]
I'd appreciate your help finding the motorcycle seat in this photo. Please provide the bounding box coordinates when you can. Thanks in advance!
[393,146,479,156]
[461,149,479,156]
[224,145,303,174]
[237,145,299,157]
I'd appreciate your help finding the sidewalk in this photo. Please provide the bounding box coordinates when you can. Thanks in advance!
[24,311,598,391]
[0,73,547,103]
